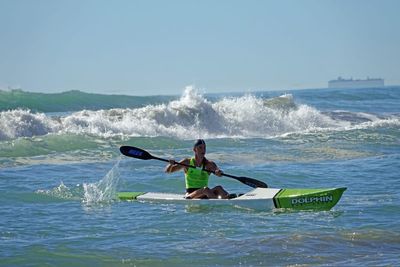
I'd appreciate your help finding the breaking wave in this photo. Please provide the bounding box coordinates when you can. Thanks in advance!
[1,86,399,141]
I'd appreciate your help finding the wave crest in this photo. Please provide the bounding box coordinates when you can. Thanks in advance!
[1,87,398,140]
[0,109,59,140]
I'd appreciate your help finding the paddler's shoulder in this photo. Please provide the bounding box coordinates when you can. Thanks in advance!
[180,158,191,165]
[204,158,217,168]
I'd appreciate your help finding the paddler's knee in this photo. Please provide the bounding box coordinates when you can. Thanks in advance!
[212,185,229,199]
[212,185,224,192]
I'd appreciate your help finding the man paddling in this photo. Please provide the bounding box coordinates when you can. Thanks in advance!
[165,139,230,199]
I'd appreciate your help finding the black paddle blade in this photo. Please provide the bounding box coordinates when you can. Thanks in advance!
[237,176,268,188]
[120,146,154,160]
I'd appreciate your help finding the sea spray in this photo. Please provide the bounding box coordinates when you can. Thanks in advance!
[35,161,121,203]
[36,181,83,201]
[36,181,76,200]
[82,160,121,204]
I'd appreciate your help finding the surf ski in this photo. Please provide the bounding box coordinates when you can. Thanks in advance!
[117,187,346,211]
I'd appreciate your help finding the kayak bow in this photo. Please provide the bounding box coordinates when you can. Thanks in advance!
[117,187,346,211]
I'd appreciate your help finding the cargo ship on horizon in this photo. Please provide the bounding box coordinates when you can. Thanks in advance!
[328,77,384,89]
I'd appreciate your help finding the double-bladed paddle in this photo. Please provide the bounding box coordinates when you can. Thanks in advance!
[120,146,268,188]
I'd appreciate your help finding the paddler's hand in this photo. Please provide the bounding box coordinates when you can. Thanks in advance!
[165,159,176,173]
[215,169,223,177]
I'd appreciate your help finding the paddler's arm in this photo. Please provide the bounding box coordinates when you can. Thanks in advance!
[165,158,189,173]
[206,160,223,177]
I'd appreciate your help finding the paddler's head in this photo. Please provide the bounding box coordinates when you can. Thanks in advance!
[193,139,206,157]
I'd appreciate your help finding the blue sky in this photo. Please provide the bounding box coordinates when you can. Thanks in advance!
[1,0,399,95]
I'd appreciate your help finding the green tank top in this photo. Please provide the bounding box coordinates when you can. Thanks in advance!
[185,157,210,189]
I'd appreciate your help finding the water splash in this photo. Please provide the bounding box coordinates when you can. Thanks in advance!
[82,160,121,204]
[36,160,121,204]
[36,181,82,200]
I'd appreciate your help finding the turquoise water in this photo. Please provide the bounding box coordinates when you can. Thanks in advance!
[1,87,399,266]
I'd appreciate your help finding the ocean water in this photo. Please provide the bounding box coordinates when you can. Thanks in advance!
[0,86,399,266]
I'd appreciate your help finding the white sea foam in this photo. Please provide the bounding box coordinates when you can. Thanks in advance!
[0,109,60,140]
[0,86,398,140]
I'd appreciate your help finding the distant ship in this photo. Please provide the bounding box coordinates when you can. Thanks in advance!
[328,77,384,88]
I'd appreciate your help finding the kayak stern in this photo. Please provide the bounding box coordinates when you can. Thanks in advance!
[273,187,347,211]
[117,192,145,200]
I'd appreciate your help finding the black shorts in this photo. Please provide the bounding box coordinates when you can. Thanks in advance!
[185,188,209,199]
[186,188,201,194]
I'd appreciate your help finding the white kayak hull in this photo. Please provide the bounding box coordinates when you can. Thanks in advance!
[117,187,346,211]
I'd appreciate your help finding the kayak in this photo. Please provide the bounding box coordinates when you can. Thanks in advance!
[117,187,346,211]
[118,146,346,211]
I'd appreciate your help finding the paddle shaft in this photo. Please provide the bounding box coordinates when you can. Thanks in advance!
[120,146,268,188]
